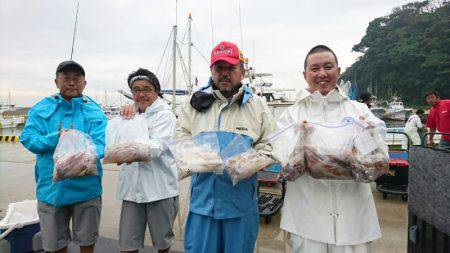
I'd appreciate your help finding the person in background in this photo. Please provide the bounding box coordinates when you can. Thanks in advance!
[425,91,450,149]
[358,92,372,109]
[175,41,275,253]
[20,61,107,253]
[404,108,425,145]
[119,68,179,253]
[279,45,386,253]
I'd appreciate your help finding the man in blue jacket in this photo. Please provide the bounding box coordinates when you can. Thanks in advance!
[176,41,275,253]
[20,61,107,253]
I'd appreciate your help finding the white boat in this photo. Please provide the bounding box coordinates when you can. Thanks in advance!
[102,104,121,119]
[0,116,20,129]
[383,96,413,121]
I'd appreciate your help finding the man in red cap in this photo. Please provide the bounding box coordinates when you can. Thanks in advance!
[176,41,275,253]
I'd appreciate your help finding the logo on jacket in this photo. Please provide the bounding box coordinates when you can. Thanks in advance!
[236,126,248,131]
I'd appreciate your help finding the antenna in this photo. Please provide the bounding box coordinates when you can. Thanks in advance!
[175,0,178,26]
[70,1,80,60]
[210,0,214,47]
[238,3,244,51]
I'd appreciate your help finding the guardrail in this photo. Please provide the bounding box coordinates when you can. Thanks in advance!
[0,136,20,142]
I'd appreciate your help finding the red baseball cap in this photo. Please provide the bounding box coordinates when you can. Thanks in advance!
[210,41,244,67]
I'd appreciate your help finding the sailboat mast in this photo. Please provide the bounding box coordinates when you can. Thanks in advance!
[188,13,193,94]
[70,1,80,60]
[172,25,177,111]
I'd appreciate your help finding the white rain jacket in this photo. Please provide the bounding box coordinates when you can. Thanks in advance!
[117,97,178,203]
[279,88,385,245]
[404,114,423,145]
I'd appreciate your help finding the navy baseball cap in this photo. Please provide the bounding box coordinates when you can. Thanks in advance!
[56,60,85,76]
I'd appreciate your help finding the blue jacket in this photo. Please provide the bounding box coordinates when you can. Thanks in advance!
[176,80,275,219]
[20,94,107,207]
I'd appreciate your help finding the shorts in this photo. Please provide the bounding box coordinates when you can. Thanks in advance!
[291,234,372,253]
[37,197,101,252]
[119,196,179,251]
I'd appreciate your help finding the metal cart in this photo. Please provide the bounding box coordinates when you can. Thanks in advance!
[376,131,411,201]
[257,164,286,224]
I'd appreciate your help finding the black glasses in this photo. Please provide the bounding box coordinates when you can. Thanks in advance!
[131,88,155,95]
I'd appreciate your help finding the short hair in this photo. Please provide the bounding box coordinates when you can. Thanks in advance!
[358,92,371,102]
[416,108,424,115]
[127,68,163,98]
[425,90,439,98]
[304,45,339,71]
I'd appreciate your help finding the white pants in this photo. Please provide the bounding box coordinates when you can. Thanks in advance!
[404,126,421,145]
[291,234,372,253]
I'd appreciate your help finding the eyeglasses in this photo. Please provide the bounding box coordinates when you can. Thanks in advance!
[61,77,83,84]
[131,88,155,95]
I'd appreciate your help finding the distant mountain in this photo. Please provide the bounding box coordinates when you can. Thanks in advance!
[340,0,449,105]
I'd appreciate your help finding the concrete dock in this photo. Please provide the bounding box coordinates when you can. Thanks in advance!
[0,142,407,252]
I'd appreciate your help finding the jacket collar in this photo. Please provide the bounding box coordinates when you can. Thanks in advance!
[142,97,172,115]
[37,93,89,119]
[295,86,348,104]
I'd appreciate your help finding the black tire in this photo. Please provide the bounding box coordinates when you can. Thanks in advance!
[382,193,387,199]
[264,216,272,224]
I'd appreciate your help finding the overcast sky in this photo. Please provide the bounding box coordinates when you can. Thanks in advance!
[0,0,413,107]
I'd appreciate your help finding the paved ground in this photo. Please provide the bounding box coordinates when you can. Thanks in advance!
[0,143,408,252]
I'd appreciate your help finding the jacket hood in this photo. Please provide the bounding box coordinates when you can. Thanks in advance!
[34,93,99,119]
[144,97,173,115]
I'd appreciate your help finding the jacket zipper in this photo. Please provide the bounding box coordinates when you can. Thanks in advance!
[330,181,338,243]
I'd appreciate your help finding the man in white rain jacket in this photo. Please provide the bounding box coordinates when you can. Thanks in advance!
[278,45,386,253]
[118,68,178,253]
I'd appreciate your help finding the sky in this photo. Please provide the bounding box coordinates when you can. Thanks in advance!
[0,0,413,107]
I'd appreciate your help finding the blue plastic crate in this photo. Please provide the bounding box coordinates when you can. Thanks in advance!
[0,223,40,253]
[0,200,41,253]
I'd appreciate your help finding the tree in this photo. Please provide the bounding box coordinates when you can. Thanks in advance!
[340,1,450,105]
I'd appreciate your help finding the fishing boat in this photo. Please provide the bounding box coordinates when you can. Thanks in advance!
[383,96,413,121]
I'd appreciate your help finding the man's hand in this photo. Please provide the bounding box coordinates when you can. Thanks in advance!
[120,104,137,119]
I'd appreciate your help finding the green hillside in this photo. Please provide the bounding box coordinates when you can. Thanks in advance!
[340,1,450,105]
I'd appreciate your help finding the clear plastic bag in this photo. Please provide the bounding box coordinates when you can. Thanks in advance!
[304,117,388,181]
[350,126,389,182]
[269,122,310,181]
[222,135,274,185]
[303,119,358,180]
[167,132,222,181]
[103,115,150,164]
[53,129,98,182]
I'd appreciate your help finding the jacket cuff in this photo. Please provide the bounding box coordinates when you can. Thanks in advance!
[45,131,60,149]
[148,139,164,158]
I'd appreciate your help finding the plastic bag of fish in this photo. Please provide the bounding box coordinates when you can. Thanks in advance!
[222,134,274,185]
[167,132,222,181]
[303,117,389,181]
[271,117,389,182]
[268,122,311,181]
[53,129,98,182]
[103,115,150,164]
